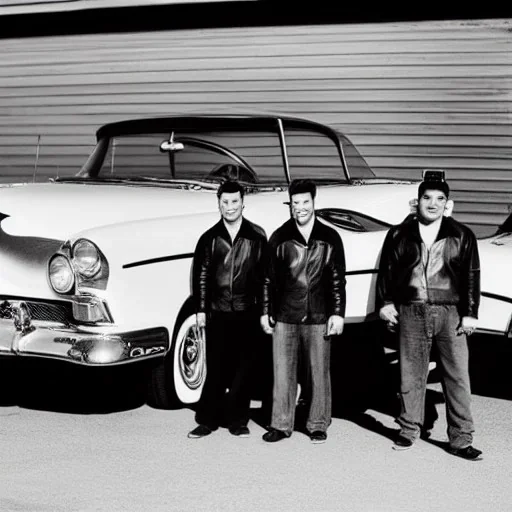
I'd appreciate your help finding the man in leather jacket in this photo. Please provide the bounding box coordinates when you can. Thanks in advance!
[261,179,346,444]
[188,180,267,439]
[376,170,482,460]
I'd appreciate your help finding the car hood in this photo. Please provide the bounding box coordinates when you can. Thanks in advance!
[0,182,221,240]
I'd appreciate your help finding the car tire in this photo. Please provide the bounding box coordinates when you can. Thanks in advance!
[147,308,206,409]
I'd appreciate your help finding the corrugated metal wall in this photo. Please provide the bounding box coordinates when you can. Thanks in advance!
[0,18,511,235]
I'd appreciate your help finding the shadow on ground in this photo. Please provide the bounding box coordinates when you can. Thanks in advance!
[0,357,147,414]
[0,324,509,421]
[252,322,512,440]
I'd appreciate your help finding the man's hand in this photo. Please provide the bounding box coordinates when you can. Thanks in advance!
[196,312,206,341]
[327,315,344,336]
[379,303,399,331]
[457,316,478,336]
[260,314,274,335]
[196,312,206,329]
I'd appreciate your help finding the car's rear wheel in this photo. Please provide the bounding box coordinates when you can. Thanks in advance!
[147,308,206,408]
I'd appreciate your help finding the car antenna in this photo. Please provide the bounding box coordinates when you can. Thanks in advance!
[32,134,41,183]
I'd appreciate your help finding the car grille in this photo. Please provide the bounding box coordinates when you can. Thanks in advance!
[24,301,72,324]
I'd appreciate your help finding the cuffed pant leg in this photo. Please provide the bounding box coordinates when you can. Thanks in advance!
[435,306,474,449]
[397,304,432,441]
[270,322,299,435]
[304,324,332,433]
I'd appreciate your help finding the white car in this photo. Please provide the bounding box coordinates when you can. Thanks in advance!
[0,114,510,407]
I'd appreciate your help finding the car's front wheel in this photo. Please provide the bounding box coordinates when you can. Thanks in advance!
[147,309,206,408]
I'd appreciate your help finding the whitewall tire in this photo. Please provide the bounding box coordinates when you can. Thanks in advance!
[172,313,206,404]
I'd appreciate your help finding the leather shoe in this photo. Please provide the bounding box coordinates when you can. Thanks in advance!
[447,445,483,461]
[262,428,288,443]
[309,430,327,444]
[229,425,250,437]
[187,425,214,439]
[392,434,414,450]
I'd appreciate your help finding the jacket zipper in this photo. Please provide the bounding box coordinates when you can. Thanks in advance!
[304,243,310,322]
[423,242,430,302]
[230,238,235,311]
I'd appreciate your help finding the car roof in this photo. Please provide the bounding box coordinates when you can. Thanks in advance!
[96,113,342,141]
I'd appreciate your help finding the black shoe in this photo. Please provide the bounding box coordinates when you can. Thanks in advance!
[420,429,432,440]
[392,434,414,451]
[187,425,214,439]
[309,430,327,444]
[262,428,288,443]
[229,425,250,438]
[447,445,483,461]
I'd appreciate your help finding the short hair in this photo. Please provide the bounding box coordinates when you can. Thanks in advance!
[418,170,450,199]
[288,178,317,199]
[216,179,245,199]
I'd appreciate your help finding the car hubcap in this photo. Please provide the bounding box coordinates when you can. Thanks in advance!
[178,322,205,390]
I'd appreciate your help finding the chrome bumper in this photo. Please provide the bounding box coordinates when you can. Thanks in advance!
[0,300,168,365]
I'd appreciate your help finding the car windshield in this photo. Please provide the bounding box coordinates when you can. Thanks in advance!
[63,124,375,189]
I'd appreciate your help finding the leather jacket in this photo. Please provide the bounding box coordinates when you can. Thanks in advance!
[376,214,480,318]
[263,218,346,324]
[193,217,267,314]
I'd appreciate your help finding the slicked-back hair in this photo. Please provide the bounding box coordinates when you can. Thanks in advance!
[216,180,245,200]
[288,178,317,199]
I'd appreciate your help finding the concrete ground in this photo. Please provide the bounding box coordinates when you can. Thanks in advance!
[0,333,510,512]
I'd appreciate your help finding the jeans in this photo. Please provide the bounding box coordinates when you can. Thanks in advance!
[195,310,257,430]
[398,303,474,449]
[270,322,331,435]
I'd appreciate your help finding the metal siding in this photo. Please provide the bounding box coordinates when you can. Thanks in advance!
[0,19,510,235]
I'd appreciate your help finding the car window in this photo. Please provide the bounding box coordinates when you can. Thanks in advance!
[100,134,174,179]
[96,131,287,185]
[88,124,375,185]
[284,127,347,183]
[338,134,376,179]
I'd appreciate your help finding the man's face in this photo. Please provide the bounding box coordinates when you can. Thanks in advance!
[291,192,315,226]
[218,191,243,224]
[418,189,447,224]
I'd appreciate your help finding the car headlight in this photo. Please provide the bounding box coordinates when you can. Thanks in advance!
[49,255,75,293]
[72,239,101,277]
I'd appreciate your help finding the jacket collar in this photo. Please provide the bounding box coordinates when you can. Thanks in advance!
[215,217,253,243]
[286,216,322,245]
[402,214,459,243]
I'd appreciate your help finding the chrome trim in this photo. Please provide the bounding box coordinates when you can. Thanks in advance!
[335,134,351,182]
[0,315,168,366]
[0,301,34,335]
[277,118,290,184]
[178,321,206,391]
[473,327,510,338]
[71,294,113,324]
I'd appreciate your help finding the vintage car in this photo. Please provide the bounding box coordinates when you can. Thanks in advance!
[0,114,511,408]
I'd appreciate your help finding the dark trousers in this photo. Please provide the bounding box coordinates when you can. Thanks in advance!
[195,310,256,430]
[270,322,331,435]
[398,304,474,449]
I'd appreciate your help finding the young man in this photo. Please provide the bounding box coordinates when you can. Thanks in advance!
[188,180,267,439]
[376,170,482,460]
[261,179,346,444]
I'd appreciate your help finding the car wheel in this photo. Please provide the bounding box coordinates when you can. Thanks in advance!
[147,311,206,409]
